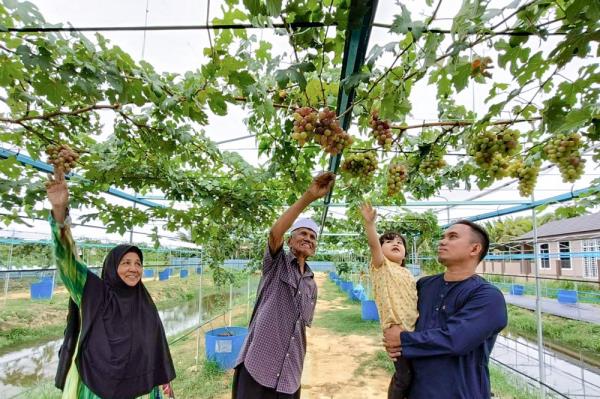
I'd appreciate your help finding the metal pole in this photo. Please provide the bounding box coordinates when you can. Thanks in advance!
[412,236,417,266]
[229,283,233,326]
[129,197,137,244]
[3,231,14,305]
[531,194,546,397]
[247,274,250,323]
[51,269,56,299]
[195,250,203,366]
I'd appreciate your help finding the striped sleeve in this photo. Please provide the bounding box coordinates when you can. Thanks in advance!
[50,214,88,306]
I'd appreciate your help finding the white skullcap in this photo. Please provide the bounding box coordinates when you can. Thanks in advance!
[290,218,319,236]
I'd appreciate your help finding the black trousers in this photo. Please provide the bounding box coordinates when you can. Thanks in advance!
[388,356,412,399]
[232,363,301,399]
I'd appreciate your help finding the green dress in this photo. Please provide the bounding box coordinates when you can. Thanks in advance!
[51,216,164,399]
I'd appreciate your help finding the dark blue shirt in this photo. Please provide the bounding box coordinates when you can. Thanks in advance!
[401,274,507,399]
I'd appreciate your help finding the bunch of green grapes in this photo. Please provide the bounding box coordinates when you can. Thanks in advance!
[543,132,586,182]
[369,111,393,151]
[291,107,318,147]
[508,159,541,197]
[340,152,378,179]
[419,151,447,175]
[386,161,408,196]
[468,129,520,179]
[313,107,353,155]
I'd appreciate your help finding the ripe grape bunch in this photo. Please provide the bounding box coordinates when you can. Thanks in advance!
[369,111,393,151]
[292,107,318,147]
[340,152,378,179]
[469,129,520,179]
[291,107,353,155]
[509,159,540,197]
[46,144,79,174]
[543,132,585,182]
[386,161,408,196]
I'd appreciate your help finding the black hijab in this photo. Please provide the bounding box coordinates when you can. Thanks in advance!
[56,244,175,399]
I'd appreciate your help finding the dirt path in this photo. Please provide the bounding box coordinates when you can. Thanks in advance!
[216,273,390,399]
[301,274,390,399]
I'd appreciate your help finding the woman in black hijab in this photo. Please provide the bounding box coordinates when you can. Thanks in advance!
[47,164,176,398]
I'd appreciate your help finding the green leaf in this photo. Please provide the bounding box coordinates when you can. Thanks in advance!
[255,40,272,62]
[341,72,370,92]
[451,62,471,93]
[228,70,256,88]
[266,0,282,16]
[391,5,412,34]
[243,0,262,16]
[557,107,593,133]
[208,92,228,115]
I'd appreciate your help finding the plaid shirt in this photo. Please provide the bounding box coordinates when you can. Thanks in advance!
[236,246,317,394]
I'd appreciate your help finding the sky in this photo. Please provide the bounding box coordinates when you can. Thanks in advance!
[0,0,598,247]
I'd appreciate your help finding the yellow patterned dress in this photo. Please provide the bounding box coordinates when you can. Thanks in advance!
[370,256,419,331]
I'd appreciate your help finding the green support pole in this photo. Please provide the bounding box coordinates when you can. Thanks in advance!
[319,0,379,234]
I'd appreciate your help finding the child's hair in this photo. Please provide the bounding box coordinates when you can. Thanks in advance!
[378,231,408,266]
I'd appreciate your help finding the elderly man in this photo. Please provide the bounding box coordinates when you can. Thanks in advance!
[383,220,508,399]
[233,172,335,399]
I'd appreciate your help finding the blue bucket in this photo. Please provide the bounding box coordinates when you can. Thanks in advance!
[158,269,170,281]
[343,282,354,293]
[180,269,188,278]
[30,278,53,299]
[509,284,524,295]
[361,300,379,321]
[196,267,203,274]
[351,284,366,301]
[143,269,154,278]
[557,289,578,304]
[205,327,248,370]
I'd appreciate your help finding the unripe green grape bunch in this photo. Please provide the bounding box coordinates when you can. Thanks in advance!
[509,159,541,197]
[542,132,585,182]
[369,111,393,151]
[386,161,408,196]
[468,129,521,179]
[419,152,447,175]
[291,107,353,155]
[340,151,378,179]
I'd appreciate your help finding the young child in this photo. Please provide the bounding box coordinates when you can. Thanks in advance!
[360,203,418,399]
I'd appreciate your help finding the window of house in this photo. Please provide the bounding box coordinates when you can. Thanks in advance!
[582,239,600,278]
[559,241,571,269]
[539,243,550,269]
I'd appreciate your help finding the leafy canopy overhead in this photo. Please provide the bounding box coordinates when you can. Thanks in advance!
[0,1,598,266]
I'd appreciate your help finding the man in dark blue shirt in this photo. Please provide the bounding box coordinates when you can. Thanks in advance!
[383,220,508,399]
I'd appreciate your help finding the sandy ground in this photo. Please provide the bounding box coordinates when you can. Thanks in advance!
[216,273,390,399]
[301,274,389,399]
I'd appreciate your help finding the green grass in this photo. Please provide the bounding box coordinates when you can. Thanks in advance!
[20,381,62,399]
[0,273,222,353]
[319,277,543,399]
[314,281,380,336]
[489,364,541,399]
[354,349,395,377]
[506,305,600,365]
[16,310,250,399]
